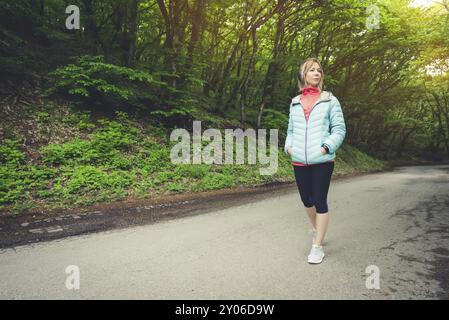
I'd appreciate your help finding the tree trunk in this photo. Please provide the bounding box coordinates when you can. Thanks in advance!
[262,4,285,109]
[257,102,265,129]
[433,92,449,154]
[156,0,175,87]
[82,0,101,55]
[239,26,258,125]
[186,0,205,72]
[126,0,139,67]
[39,0,45,16]
[216,32,246,109]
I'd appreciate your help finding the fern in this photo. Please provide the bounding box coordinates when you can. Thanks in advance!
[48,55,167,103]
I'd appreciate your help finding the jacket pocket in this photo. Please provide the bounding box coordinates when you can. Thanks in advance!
[290,146,298,159]
[315,146,330,162]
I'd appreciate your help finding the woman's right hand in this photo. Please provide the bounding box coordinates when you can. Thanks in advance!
[288,147,292,156]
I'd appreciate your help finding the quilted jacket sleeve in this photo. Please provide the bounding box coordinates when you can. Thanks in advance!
[323,97,346,154]
[284,103,293,155]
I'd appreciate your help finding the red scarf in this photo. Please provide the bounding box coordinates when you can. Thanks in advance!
[301,86,321,121]
[302,86,320,96]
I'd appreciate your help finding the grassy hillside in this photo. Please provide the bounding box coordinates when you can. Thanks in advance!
[0,91,388,216]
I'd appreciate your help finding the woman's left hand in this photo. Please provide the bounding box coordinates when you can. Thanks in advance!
[320,147,327,154]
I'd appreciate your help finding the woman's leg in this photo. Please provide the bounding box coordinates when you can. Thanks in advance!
[311,162,334,246]
[314,214,329,246]
[293,165,314,229]
[305,206,317,230]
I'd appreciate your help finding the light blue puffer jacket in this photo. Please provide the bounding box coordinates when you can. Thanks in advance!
[284,91,346,164]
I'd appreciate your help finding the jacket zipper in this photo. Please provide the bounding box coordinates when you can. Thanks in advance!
[304,100,324,165]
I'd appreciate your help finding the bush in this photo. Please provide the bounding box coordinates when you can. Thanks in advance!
[0,139,25,166]
[41,138,94,165]
[192,173,235,191]
[40,113,141,166]
[261,109,288,141]
[61,110,95,131]
[92,119,139,153]
[154,171,177,184]
[175,164,210,179]
[47,55,166,107]
[0,164,56,205]
[53,165,134,201]
[167,182,186,192]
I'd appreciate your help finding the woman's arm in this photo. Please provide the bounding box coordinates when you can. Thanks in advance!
[284,104,293,155]
[322,97,346,154]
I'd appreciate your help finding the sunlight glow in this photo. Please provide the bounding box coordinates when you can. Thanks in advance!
[409,0,440,8]
[424,59,449,76]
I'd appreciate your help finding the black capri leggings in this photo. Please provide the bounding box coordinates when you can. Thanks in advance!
[293,162,334,214]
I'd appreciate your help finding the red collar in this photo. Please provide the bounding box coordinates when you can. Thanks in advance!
[302,86,320,96]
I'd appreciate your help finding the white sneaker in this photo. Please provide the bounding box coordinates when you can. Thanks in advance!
[308,245,325,264]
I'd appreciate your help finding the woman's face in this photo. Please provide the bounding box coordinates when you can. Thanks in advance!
[305,62,322,87]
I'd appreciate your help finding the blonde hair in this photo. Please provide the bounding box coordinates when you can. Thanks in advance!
[297,57,324,92]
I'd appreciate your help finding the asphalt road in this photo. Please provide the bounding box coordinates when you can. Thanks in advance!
[1,165,448,299]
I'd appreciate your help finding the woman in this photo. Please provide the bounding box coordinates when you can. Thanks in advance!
[284,57,346,264]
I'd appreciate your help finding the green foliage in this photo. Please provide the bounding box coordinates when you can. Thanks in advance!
[132,176,156,197]
[36,111,51,123]
[0,163,56,206]
[93,119,139,153]
[41,112,140,166]
[334,144,387,173]
[154,171,177,184]
[48,55,166,105]
[167,182,187,192]
[0,133,57,207]
[192,173,236,191]
[0,126,387,214]
[175,164,210,179]
[0,166,27,204]
[41,139,93,165]
[61,110,95,131]
[136,147,172,173]
[149,95,208,127]
[261,109,288,140]
[53,165,134,205]
[0,139,25,166]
